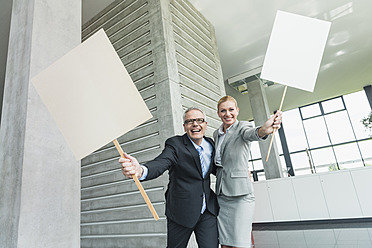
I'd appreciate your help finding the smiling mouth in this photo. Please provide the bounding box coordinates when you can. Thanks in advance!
[191,130,201,133]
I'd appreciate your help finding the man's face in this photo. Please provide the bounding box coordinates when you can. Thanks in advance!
[183,109,207,145]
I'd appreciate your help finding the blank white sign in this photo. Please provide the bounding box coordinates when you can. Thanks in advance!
[260,10,331,92]
[32,29,152,160]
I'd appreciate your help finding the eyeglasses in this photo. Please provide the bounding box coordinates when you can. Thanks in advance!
[184,118,205,125]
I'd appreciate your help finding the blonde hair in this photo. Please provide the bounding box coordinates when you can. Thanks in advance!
[217,95,238,110]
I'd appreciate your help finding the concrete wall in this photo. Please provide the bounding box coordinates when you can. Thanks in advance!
[0,0,81,247]
[80,0,224,247]
[170,0,225,135]
[253,166,372,223]
[0,0,12,125]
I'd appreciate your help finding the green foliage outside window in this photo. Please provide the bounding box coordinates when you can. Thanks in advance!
[361,111,372,136]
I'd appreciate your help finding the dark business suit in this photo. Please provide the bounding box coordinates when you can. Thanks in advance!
[143,133,218,248]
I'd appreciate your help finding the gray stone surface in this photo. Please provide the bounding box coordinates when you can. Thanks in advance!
[0,0,81,247]
[81,0,225,247]
[0,0,12,125]
[247,79,284,179]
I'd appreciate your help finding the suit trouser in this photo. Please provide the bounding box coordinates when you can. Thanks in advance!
[167,210,218,248]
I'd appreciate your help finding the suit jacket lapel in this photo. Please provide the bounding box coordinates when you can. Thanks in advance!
[183,134,203,176]
[213,131,219,164]
[205,137,215,175]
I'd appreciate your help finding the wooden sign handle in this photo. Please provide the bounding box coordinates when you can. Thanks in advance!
[265,85,287,162]
[113,139,159,221]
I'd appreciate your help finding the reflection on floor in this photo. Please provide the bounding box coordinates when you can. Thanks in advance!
[252,218,372,248]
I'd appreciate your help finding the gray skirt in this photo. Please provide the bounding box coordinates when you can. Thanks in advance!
[217,193,255,247]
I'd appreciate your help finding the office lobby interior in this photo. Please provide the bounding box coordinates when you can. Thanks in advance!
[1,0,372,247]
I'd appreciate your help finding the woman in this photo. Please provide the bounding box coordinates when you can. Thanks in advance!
[214,96,282,248]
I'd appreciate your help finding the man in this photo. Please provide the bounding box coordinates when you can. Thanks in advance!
[119,107,218,248]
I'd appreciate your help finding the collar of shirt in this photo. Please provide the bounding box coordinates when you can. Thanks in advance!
[187,136,213,169]
[216,121,237,165]
[218,120,237,136]
[188,137,211,153]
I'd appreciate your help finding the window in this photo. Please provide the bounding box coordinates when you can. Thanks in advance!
[343,91,371,139]
[297,94,371,173]
[291,152,312,175]
[322,97,345,113]
[283,109,308,151]
[325,111,355,144]
[333,143,363,169]
[300,103,321,119]
[250,139,261,160]
[303,116,331,148]
[249,90,372,181]
[310,147,337,172]
[358,139,372,165]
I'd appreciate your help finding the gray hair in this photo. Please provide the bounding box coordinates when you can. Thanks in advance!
[183,107,207,122]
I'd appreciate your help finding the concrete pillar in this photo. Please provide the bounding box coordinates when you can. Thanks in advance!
[0,0,12,125]
[80,0,225,247]
[247,80,283,179]
[0,0,81,247]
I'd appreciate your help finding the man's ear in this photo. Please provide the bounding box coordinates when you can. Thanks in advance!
[183,124,186,132]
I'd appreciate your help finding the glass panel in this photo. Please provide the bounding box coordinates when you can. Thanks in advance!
[257,171,266,181]
[333,143,363,169]
[251,158,265,181]
[322,97,344,113]
[310,147,337,173]
[279,155,289,177]
[290,152,312,176]
[250,140,261,160]
[300,103,321,119]
[252,159,264,171]
[248,120,263,160]
[275,132,283,154]
[365,158,372,167]
[343,91,371,139]
[303,116,331,148]
[357,139,372,165]
[324,111,355,144]
[282,109,308,152]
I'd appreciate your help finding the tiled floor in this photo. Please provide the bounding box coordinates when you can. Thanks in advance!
[252,219,372,248]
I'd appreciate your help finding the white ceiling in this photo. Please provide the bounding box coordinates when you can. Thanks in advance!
[82,0,372,120]
[186,0,372,120]
[1,1,371,121]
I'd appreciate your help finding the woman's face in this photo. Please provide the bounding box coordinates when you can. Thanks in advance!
[217,100,239,129]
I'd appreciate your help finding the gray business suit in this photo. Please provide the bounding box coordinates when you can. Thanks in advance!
[213,120,265,197]
[213,120,266,247]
